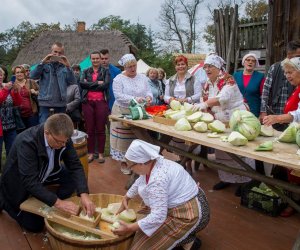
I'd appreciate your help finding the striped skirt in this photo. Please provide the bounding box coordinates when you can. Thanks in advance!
[110,104,137,162]
[130,188,210,250]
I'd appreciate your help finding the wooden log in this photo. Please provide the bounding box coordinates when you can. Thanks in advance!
[219,9,225,58]
[214,9,221,55]
[224,6,230,57]
[226,6,237,72]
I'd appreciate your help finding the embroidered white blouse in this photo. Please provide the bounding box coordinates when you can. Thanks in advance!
[113,73,153,108]
[207,79,246,122]
[126,157,199,236]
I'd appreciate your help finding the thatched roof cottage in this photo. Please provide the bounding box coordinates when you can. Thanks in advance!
[13,22,138,67]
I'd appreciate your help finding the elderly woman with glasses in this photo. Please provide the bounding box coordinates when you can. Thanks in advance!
[193,54,254,195]
[263,57,300,217]
[110,54,153,175]
[112,139,209,250]
[233,54,265,175]
[233,53,265,118]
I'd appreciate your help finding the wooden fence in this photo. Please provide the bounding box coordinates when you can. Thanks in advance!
[214,5,268,73]
[267,0,300,67]
[214,5,238,72]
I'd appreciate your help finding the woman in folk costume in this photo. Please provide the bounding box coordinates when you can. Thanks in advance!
[110,54,153,175]
[264,57,300,217]
[234,53,265,117]
[233,53,265,175]
[112,139,210,250]
[193,54,254,195]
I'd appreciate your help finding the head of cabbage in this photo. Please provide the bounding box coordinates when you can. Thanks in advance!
[228,131,248,146]
[170,100,182,111]
[278,122,300,143]
[229,110,261,140]
[174,118,192,131]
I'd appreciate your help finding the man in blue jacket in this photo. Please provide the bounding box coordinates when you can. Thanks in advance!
[0,114,95,232]
[30,42,76,123]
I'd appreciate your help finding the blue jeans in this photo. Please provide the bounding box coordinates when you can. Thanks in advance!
[22,114,39,128]
[3,130,17,156]
[39,106,66,123]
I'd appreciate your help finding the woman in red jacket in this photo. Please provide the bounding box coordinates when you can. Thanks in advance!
[0,67,22,158]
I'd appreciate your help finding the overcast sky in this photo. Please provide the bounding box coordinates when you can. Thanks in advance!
[0,0,214,52]
[0,0,167,32]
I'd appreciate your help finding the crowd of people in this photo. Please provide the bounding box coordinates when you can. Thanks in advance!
[0,38,299,249]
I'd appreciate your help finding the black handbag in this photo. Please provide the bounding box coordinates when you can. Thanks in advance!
[13,107,26,130]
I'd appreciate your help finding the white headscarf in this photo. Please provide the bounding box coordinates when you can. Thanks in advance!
[118,54,136,67]
[281,57,300,71]
[125,139,162,164]
[242,53,260,67]
[204,54,226,69]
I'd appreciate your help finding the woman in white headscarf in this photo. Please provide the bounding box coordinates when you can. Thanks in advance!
[263,57,300,217]
[110,54,153,175]
[193,54,253,194]
[233,53,265,118]
[112,139,210,250]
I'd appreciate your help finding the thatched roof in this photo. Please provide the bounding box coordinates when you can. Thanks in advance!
[13,30,138,66]
[173,53,206,68]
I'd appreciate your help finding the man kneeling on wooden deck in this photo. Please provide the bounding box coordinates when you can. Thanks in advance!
[0,113,95,232]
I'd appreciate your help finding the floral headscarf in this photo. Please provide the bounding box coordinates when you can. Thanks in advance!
[204,54,226,70]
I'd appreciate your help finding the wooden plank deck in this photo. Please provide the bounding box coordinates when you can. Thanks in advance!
[0,153,299,249]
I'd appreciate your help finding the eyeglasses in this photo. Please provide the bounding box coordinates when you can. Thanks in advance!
[48,131,68,145]
[203,65,214,70]
[245,59,256,63]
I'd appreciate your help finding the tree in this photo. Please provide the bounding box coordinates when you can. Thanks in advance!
[244,0,268,19]
[158,0,202,53]
[91,15,151,51]
[0,21,61,66]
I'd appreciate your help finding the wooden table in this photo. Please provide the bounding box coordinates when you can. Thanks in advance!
[110,115,300,196]
[110,115,300,249]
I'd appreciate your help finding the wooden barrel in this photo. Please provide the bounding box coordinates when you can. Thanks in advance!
[45,194,140,250]
[73,139,89,181]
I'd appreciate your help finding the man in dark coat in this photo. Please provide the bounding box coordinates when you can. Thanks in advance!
[0,113,95,232]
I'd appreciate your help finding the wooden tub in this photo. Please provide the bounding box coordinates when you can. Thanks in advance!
[45,193,140,250]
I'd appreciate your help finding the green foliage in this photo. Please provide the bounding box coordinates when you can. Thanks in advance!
[0,16,174,77]
[203,24,216,46]
[0,21,61,66]
[91,15,175,76]
[244,0,268,19]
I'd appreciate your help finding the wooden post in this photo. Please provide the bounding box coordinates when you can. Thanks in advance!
[226,6,237,73]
